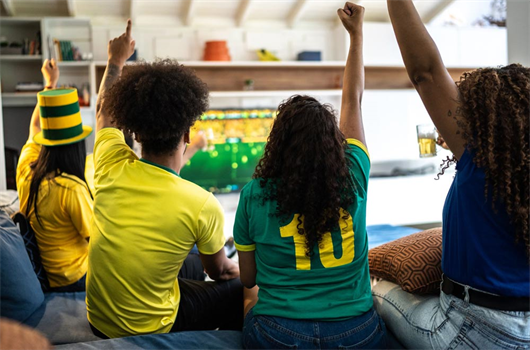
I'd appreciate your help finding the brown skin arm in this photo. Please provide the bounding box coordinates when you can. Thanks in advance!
[29,59,60,142]
[199,248,240,281]
[96,19,136,132]
[387,0,464,159]
[0,318,52,350]
[237,250,257,288]
[338,2,366,144]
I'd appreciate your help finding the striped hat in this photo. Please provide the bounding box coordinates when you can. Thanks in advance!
[34,88,92,146]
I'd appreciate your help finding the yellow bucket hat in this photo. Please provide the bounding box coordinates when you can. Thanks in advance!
[34,88,93,146]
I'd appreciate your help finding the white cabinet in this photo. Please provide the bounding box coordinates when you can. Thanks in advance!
[339,22,507,68]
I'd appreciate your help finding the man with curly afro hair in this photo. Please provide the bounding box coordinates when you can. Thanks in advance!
[86,20,242,339]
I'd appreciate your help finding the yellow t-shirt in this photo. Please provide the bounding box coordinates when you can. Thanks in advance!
[16,141,93,288]
[87,128,225,338]
[85,153,95,196]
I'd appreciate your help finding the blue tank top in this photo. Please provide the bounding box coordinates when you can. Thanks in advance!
[442,149,529,297]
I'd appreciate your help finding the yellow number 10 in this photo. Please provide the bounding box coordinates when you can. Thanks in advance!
[280,209,355,270]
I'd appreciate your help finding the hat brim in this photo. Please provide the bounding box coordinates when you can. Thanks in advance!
[34,125,93,147]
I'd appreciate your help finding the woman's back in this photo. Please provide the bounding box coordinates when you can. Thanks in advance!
[234,139,372,320]
[17,143,92,288]
[443,149,529,297]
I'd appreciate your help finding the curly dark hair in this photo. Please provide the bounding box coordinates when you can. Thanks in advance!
[441,64,529,256]
[254,95,356,257]
[104,59,209,155]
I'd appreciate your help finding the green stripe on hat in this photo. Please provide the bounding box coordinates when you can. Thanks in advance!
[42,124,84,140]
[40,101,80,118]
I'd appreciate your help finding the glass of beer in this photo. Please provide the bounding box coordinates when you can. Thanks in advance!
[416,124,437,158]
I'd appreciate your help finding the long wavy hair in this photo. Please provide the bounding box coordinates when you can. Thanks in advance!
[440,64,529,256]
[254,95,355,257]
[27,141,89,227]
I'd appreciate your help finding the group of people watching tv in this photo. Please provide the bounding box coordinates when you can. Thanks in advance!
[15,1,529,349]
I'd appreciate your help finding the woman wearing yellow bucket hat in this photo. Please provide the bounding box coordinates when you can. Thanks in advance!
[16,59,94,292]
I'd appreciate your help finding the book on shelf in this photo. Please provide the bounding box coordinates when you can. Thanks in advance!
[53,39,81,61]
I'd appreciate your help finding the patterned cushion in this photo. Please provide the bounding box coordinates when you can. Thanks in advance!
[368,228,443,294]
[12,212,50,292]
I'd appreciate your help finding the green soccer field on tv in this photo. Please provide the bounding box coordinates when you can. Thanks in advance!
[180,108,275,193]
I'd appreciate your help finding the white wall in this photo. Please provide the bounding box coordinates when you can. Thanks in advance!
[507,0,530,66]
[92,25,341,62]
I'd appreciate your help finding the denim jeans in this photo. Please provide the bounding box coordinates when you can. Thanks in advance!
[243,307,386,349]
[48,273,86,293]
[372,280,530,350]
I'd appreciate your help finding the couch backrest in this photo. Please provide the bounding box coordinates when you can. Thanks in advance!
[0,210,45,323]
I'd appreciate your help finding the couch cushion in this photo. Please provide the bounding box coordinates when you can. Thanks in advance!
[368,228,443,294]
[0,210,45,323]
[54,330,243,350]
[26,292,101,345]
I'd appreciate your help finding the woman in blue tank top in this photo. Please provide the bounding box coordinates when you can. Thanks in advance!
[371,1,529,349]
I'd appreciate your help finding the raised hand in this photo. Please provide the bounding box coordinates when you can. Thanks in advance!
[108,19,136,67]
[337,2,365,35]
[41,58,59,89]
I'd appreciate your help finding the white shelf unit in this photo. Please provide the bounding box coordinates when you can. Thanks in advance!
[0,18,96,191]
[92,60,348,68]
[1,92,38,107]
[57,61,91,67]
[0,55,42,61]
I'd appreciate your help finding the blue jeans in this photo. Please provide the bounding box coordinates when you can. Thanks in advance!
[243,307,386,349]
[48,273,86,293]
[372,280,530,350]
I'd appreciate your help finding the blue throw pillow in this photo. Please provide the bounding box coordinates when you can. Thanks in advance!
[0,210,44,323]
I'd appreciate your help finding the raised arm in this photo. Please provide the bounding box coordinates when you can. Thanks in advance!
[28,59,60,142]
[181,131,207,169]
[338,2,366,144]
[96,19,136,132]
[387,0,464,159]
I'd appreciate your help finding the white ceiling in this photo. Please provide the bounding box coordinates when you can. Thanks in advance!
[1,0,462,27]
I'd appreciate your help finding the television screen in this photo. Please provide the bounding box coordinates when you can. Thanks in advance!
[180,108,275,193]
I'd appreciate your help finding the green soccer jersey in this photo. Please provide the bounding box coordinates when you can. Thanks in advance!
[234,139,373,321]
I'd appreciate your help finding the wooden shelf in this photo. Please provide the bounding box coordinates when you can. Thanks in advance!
[209,90,342,98]
[0,55,42,61]
[95,61,473,93]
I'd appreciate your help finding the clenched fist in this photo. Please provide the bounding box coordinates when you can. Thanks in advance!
[41,58,59,88]
[337,2,365,35]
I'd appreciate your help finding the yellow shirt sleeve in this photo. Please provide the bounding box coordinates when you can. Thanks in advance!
[94,128,138,187]
[64,184,94,239]
[16,141,41,190]
[195,194,226,255]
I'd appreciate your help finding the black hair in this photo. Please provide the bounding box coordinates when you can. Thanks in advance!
[28,141,89,227]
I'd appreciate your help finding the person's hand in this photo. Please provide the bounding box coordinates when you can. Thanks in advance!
[190,131,208,150]
[0,319,52,350]
[41,58,59,88]
[337,2,365,35]
[437,134,450,150]
[108,19,136,67]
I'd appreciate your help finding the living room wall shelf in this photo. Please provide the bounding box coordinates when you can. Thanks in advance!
[1,92,37,107]
[0,55,42,61]
[209,89,342,98]
[94,62,471,92]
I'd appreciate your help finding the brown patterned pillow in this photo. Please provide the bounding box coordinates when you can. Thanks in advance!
[368,228,443,294]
